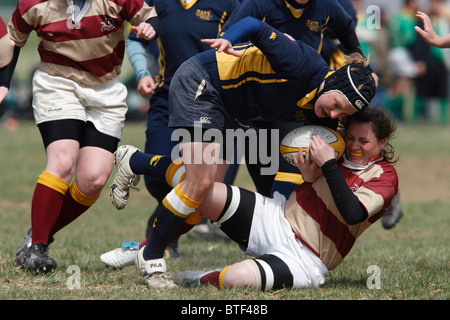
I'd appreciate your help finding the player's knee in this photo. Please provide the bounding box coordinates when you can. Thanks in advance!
[223,261,261,290]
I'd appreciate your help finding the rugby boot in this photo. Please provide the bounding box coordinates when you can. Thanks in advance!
[173,268,222,287]
[14,229,54,267]
[109,145,140,210]
[135,247,177,289]
[100,241,139,269]
[24,243,57,273]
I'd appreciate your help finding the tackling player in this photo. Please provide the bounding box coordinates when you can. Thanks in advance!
[108,17,377,288]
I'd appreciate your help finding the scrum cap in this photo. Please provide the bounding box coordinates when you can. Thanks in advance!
[321,64,376,111]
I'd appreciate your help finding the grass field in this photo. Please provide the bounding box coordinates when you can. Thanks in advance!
[0,120,448,304]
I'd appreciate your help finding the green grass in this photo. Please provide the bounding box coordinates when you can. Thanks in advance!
[0,120,448,302]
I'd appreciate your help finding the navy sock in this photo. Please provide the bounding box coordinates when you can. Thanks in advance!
[143,203,186,260]
[129,151,173,180]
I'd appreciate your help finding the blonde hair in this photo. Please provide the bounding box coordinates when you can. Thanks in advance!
[344,52,370,67]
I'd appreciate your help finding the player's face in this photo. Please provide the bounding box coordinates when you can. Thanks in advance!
[344,121,386,165]
[314,91,357,120]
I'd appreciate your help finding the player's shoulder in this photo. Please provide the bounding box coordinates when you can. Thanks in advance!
[15,0,47,14]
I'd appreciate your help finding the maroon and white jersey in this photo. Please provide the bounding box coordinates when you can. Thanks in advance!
[8,0,157,86]
[0,17,14,68]
[284,157,399,270]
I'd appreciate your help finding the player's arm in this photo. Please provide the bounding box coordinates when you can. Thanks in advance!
[126,36,156,97]
[308,135,367,225]
[0,46,20,104]
[415,11,450,48]
[131,16,161,40]
[201,17,262,57]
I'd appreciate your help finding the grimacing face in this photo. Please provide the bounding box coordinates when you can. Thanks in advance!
[344,121,386,166]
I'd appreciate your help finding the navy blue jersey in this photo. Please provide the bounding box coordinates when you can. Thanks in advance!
[129,0,239,89]
[196,21,337,128]
[222,0,355,55]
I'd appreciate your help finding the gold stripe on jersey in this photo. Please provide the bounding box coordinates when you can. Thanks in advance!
[180,0,199,10]
[297,71,335,108]
[216,46,287,89]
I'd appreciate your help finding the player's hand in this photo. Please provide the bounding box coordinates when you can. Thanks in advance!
[201,38,242,57]
[292,146,322,184]
[131,22,156,40]
[0,86,8,104]
[137,76,156,97]
[309,135,335,167]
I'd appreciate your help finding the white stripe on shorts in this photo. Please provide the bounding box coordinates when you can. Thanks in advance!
[254,258,274,291]
[216,185,240,227]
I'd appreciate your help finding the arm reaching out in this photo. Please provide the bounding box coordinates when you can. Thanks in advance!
[200,38,242,57]
[415,11,450,48]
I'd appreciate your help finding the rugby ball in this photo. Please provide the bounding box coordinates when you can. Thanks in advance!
[280,125,345,166]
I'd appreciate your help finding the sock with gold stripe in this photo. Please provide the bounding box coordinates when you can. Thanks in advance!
[143,185,200,260]
[50,181,99,236]
[31,172,69,244]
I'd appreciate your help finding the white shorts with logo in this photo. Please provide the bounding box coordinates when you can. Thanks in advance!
[245,192,329,289]
[32,70,128,140]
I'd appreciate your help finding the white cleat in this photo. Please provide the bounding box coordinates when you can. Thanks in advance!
[100,242,139,269]
[109,145,141,210]
[135,247,177,289]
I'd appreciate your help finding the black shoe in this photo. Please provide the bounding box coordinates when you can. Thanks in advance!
[14,229,55,267]
[382,194,404,229]
[24,243,57,273]
[14,229,32,267]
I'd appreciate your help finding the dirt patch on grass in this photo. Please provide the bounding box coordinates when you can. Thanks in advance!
[395,156,450,204]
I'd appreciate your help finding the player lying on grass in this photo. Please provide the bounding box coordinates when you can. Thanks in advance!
[102,106,398,290]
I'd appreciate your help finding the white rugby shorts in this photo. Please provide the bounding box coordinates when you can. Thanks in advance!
[245,191,329,289]
[32,70,128,140]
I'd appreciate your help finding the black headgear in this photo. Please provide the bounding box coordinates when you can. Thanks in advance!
[320,64,376,111]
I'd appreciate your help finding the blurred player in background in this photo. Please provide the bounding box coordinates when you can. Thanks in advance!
[173,106,398,291]
[0,0,159,273]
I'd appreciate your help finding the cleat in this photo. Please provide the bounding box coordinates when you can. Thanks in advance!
[382,193,404,229]
[24,243,57,274]
[173,268,221,287]
[110,145,141,210]
[135,247,177,289]
[100,241,139,269]
[14,229,54,267]
[14,228,32,267]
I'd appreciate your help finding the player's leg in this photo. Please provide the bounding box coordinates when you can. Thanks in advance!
[17,120,83,272]
[50,122,118,235]
[137,141,227,288]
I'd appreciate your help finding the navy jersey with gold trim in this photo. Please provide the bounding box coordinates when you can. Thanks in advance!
[130,0,239,88]
[222,0,355,55]
[196,21,337,128]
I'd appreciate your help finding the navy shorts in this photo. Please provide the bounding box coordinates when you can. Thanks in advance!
[168,57,236,131]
